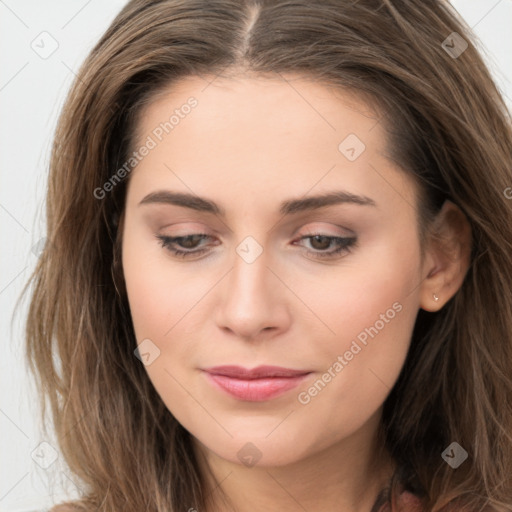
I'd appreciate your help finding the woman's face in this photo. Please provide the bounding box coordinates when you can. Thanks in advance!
[121,74,425,467]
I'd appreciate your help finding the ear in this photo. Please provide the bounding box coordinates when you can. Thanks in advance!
[419,200,472,312]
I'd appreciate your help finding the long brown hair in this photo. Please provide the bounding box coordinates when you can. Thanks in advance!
[20,0,512,510]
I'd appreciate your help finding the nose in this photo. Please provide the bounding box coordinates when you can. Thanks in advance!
[214,243,291,341]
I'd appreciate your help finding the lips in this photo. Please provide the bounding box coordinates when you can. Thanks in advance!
[204,365,310,379]
[202,365,312,401]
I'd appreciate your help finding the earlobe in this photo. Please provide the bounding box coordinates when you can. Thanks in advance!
[419,200,472,312]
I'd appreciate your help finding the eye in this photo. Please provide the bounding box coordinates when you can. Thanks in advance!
[294,234,356,259]
[155,234,214,258]
[155,233,357,260]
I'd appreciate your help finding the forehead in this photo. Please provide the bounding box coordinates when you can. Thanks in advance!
[134,73,382,148]
[126,73,418,218]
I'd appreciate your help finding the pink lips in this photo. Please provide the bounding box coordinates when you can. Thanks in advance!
[202,365,311,402]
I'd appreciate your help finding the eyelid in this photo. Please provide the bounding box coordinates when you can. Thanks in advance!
[298,223,355,239]
[157,221,213,233]
[156,221,355,246]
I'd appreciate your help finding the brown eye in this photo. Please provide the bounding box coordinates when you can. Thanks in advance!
[174,234,206,249]
[308,235,334,250]
[155,234,213,258]
[295,235,357,259]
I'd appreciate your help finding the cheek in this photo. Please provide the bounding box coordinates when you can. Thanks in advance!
[290,235,421,437]
[292,294,417,454]
[121,224,205,428]
[121,219,221,426]
[289,228,420,352]
[121,218,209,343]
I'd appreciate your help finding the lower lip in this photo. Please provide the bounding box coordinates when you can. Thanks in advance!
[204,372,311,401]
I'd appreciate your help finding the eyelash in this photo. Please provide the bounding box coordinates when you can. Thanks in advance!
[155,233,356,260]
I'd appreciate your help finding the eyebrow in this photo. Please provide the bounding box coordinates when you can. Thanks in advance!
[138,190,376,216]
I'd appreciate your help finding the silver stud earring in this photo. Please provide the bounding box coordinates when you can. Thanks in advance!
[433,293,439,302]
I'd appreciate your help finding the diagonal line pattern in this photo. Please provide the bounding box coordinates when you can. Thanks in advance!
[471,0,503,29]
[368,162,416,212]
[0,408,29,438]
[277,72,337,131]
[265,409,295,438]
[0,62,29,92]
[264,471,310,511]
[202,469,234,504]
[199,64,234,93]
[0,266,28,296]
[368,367,391,390]
[61,0,93,29]
[61,61,86,86]
[0,473,28,501]
[0,203,29,232]
[0,472,29,501]
[0,0,29,28]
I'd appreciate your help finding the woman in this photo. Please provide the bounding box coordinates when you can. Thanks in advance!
[22,0,512,511]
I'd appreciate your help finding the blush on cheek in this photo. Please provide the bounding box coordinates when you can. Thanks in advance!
[308,269,418,404]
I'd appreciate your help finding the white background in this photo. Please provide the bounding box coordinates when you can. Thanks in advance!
[1,1,511,510]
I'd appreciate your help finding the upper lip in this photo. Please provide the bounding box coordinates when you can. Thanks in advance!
[203,365,311,379]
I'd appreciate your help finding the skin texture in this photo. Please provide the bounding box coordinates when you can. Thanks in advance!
[121,74,471,512]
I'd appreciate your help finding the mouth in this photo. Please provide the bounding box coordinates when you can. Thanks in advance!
[202,365,312,402]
